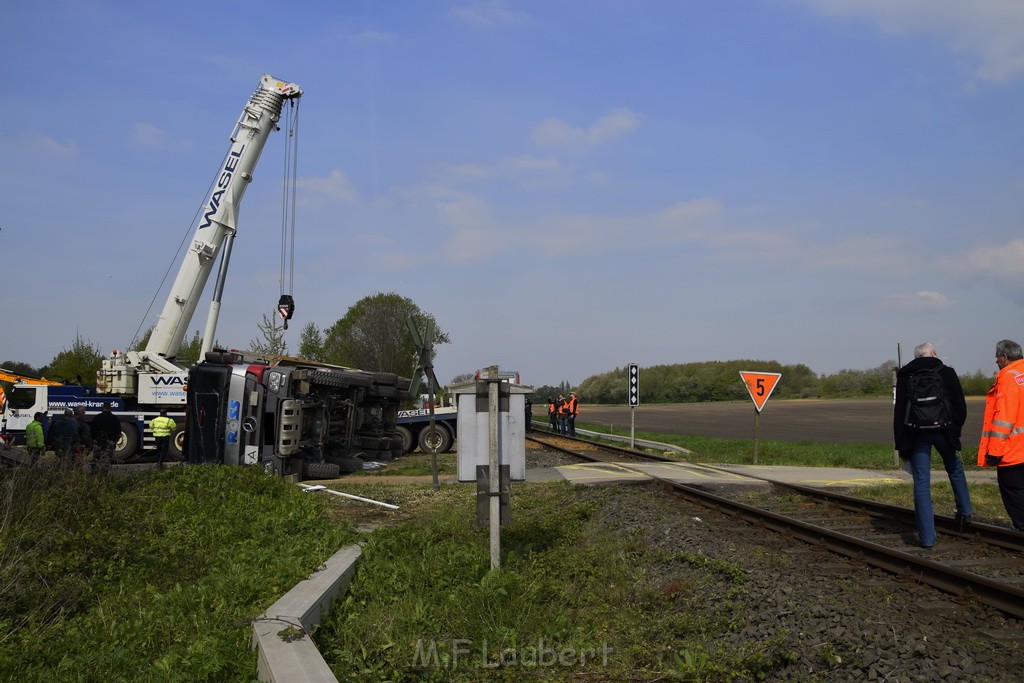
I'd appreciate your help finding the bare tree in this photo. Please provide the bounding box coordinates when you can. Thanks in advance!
[250,312,289,356]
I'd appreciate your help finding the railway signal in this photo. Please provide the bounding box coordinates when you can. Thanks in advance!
[628,364,640,406]
[739,371,781,412]
[628,363,640,448]
[739,371,782,464]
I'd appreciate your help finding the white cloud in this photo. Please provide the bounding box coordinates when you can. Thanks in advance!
[0,130,78,158]
[130,123,168,149]
[885,290,953,312]
[296,169,358,203]
[532,108,643,153]
[947,238,1024,304]
[793,0,1024,83]
[452,1,531,27]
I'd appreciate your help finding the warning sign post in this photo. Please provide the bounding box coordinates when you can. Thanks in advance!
[739,371,782,464]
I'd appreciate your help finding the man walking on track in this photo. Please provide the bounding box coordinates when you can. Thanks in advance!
[893,342,972,549]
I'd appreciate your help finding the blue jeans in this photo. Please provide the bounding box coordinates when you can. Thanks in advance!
[909,432,973,547]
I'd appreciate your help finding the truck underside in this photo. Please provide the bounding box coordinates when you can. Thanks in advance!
[185,353,410,479]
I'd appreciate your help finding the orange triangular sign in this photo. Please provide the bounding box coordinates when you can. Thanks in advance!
[739,371,781,412]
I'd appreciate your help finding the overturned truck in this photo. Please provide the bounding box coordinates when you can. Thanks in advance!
[185,350,410,479]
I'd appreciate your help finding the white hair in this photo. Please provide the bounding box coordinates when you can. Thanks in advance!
[914,342,936,358]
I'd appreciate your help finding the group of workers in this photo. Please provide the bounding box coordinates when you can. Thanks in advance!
[546,392,580,436]
[23,404,177,470]
[895,339,1024,548]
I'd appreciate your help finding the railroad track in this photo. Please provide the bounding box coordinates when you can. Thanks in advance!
[529,431,1024,620]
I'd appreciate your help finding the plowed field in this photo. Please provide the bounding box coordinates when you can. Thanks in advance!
[577,397,987,445]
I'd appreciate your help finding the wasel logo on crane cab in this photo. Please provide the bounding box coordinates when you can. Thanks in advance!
[199,145,247,229]
[739,371,781,412]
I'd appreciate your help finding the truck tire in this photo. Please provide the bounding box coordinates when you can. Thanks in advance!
[112,423,139,462]
[395,426,414,454]
[372,372,399,386]
[340,370,374,388]
[327,457,363,474]
[169,426,185,460]
[418,422,452,454]
[304,461,342,480]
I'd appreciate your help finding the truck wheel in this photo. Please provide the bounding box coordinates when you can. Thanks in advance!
[304,461,342,480]
[327,457,363,474]
[169,426,185,460]
[112,424,139,462]
[395,426,413,454]
[418,423,452,454]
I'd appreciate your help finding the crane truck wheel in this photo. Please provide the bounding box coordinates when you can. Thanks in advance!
[169,426,186,461]
[417,422,452,454]
[112,423,139,462]
[395,426,414,454]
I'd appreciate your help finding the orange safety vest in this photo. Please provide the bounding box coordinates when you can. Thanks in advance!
[979,358,1024,468]
[566,396,579,416]
[548,401,556,415]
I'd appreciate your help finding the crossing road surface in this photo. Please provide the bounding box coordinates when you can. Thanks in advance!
[577,397,986,446]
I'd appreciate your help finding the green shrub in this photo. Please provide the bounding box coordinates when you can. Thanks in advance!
[0,464,354,681]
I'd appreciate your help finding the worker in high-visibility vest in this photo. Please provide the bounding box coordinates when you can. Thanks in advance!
[25,411,46,462]
[565,392,580,437]
[149,409,177,469]
[547,397,558,432]
[979,339,1024,530]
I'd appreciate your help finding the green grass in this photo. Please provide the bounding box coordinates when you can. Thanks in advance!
[1,422,1012,681]
[316,481,795,681]
[355,451,457,477]
[0,464,355,681]
[576,420,985,471]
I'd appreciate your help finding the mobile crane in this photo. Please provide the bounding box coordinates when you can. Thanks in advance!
[3,75,304,460]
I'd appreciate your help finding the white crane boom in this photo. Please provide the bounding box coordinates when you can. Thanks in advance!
[98,75,302,399]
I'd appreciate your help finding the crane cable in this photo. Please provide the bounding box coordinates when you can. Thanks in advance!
[277,98,300,330]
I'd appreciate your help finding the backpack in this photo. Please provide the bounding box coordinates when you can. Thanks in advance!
[903,364,954,431]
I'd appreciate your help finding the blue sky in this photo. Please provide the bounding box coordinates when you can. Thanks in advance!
[3,0,1024,388]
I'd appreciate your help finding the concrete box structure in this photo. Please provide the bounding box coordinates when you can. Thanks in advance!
[453,380,531,482]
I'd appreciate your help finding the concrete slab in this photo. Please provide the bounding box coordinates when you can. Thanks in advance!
[251,544,361,683]
[548,461,1001,488]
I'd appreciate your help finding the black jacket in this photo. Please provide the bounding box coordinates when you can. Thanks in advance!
[91,410,122,443]
[893,356,967,458]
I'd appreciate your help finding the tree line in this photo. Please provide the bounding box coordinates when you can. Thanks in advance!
[534,360,995,405]
[2,292,449,389]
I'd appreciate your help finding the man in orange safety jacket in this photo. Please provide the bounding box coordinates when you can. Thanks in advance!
[565,392,579,437]
[978,339,1024,530]
[547,397,558,432]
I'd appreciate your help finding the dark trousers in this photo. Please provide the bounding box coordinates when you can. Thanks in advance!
[155,436,170,466]
[997,462,1024,531]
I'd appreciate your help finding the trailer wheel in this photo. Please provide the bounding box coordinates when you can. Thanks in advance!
[112,424,139,462]
[304,461,342,480]
[418,422,452,454]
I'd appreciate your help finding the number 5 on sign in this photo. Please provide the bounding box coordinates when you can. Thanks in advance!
[739,371,781,412]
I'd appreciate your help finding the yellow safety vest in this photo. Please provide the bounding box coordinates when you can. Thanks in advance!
[150,416,176,437]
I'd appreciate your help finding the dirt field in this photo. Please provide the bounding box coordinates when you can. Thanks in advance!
[576,397,987,445]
